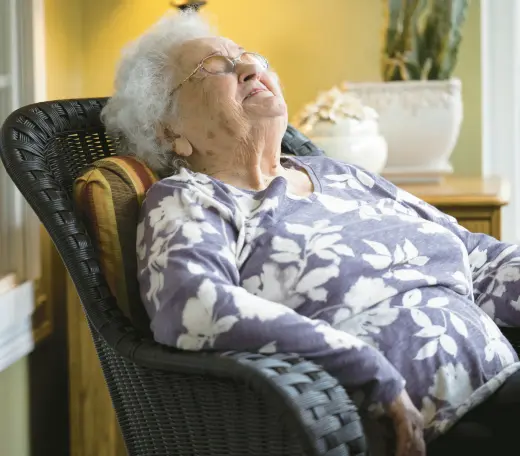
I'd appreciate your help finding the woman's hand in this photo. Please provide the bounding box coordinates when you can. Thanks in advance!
[388,390,426,456]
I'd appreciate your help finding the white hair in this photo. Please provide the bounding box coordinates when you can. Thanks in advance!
[101,11,215,176]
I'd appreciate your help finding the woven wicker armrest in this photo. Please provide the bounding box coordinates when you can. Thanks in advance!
[102,330,366,456]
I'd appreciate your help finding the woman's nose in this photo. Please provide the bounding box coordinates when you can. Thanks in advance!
[236,62,262,83]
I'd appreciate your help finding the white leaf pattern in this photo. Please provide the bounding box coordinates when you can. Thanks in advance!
[347,179,365,192]
[178,279,238,350]
[403,239,419,259]
[415,326,446,338]
[341,278,398,316]
[331,244,355,256]
[272,236,301,254]
[392,269,437,284]
[362,254,393,270]
[411,309,432,328]
[394,245,405,263]
[440,335,457,356]
[187,262,205,275]
[403,289,422,307]
[270,252,300,263]
[415,340,439,360]
[449,313,469,337]
[364,240,391,256]
[316,193,359,213]
[427,297,449,308]
[297,267,340,293]
[356,169,375,188]
[409,256,429,266]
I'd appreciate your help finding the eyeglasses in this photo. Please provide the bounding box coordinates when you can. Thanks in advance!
[171,51,269,93]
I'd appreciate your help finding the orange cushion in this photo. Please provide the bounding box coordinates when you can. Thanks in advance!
[73,156,157,334]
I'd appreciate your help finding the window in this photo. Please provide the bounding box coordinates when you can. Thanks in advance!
[0,0,45,371]
[481,0,520,243]
[0,0,43,283]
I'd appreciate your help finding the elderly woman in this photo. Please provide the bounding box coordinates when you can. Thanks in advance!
[102,11,520,456]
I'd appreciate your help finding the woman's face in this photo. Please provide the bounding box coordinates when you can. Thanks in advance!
[169,36,288,160]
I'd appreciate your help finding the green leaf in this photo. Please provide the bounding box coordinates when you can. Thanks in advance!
[381,0,471,80]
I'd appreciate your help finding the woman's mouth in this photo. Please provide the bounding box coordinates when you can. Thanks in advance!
[244,87,269,101]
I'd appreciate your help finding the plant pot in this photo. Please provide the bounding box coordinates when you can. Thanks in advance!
[346,79,463,183]
[308,118,388,174]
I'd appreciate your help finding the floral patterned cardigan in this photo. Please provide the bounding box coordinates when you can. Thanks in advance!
[136,155,520,444]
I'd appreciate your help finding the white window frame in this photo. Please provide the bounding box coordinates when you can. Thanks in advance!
[0,0,45,284]
[481,0,520,243]
[0,0,46,369]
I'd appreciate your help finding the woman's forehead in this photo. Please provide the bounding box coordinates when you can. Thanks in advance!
[178,37,242,64]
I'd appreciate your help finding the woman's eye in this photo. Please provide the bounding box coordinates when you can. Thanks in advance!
[202,56,233,74]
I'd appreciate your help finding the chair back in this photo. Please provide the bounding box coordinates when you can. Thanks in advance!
[0,99,124,337]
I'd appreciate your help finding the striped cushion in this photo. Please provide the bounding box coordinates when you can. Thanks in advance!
[73,156,157,334]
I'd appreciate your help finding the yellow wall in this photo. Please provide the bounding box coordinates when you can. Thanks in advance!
[46,0,482,174]
[72,0,482,175]
[45,0,84,99]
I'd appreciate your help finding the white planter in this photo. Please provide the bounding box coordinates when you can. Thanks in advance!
[308,118,388,174]
[346,79,463,183]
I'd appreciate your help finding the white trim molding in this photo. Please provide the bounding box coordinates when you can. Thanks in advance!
[32,0,46,103]
[0,0,46,369]
[481,0,520,242]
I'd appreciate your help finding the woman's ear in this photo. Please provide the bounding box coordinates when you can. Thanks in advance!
[157,123,193,157]
[173,136,193,157]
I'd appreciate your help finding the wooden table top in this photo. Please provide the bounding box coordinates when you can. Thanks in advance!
[400,176,510,207]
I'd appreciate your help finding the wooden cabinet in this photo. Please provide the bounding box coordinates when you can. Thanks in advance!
[400,176,509,240]
[67,277,127,456]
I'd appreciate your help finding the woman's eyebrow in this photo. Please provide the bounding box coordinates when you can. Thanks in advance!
[205,50,222,58]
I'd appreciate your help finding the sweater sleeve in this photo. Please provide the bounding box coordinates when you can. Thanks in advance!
[136,178,406,411]
[369,170,520,328]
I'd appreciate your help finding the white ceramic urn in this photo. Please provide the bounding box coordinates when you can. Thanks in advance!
[309,115,388,174]
[346,79,463,183]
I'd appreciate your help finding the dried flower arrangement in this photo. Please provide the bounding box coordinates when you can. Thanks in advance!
[292,85,377,135]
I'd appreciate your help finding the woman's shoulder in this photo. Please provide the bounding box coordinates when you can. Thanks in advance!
[287,154,380,184]
[146,167,234,203]
[288,154,360,174]
[142,167,237,219]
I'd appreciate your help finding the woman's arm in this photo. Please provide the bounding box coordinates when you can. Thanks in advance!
[137,179,406,412]
[456,231,520,327]
[374,173,520,328]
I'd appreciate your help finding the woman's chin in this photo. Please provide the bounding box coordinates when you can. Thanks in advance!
[244,95,287,118]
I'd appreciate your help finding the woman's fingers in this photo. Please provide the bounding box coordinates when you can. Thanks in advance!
[390,390,426,456]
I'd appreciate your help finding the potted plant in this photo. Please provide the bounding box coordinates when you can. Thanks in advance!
[346,0,470,183]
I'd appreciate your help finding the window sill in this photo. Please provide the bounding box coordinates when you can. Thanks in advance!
[0,281,34,372]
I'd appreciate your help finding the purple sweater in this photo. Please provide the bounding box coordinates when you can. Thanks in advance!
[137,155,520,443]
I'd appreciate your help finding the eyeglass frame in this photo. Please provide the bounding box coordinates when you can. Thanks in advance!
[170,51,270,94]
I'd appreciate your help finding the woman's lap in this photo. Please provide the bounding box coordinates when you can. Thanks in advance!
[427,369,520,456]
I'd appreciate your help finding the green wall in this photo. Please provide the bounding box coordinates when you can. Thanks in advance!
[0,359,30,456]
[451,1,481,176]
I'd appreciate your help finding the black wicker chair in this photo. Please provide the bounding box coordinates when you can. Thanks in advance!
[0,98,367,456]
[3,99,520,456]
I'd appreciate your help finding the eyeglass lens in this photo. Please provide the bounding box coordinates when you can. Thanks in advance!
[201,52,268,74]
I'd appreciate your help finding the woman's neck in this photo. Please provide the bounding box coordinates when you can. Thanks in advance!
[190,134,286,191]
